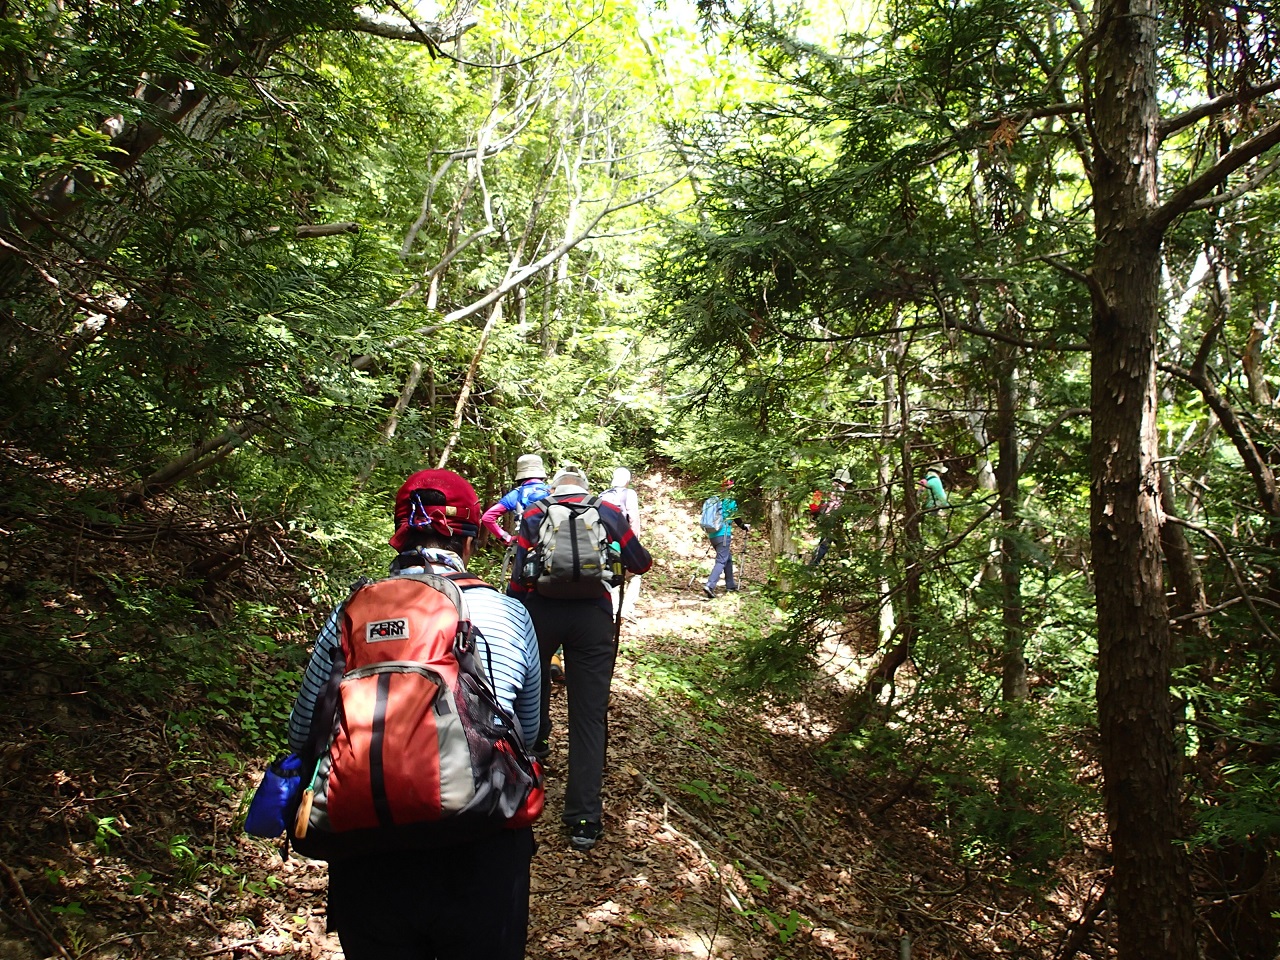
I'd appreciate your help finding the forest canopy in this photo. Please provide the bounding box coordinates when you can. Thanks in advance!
[1,1,1279,958]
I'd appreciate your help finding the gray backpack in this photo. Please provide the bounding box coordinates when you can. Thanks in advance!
[530,495,614,599]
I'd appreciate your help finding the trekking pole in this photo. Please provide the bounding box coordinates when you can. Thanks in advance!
[614,577,625,646]
[610,541,624,646]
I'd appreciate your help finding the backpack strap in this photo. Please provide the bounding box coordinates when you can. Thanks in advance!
[439,572,505,692]
[441,571,495,593]
[603,488,631,521]
[301,576,375,763]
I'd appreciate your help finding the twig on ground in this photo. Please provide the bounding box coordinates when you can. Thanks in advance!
[187,937,266,958]
[1052,876,1110,960]
[0,858,74,960]
[630,767,898,942]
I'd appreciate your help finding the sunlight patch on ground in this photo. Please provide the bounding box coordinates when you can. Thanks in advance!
[814,629,871,692]
[760,700,838,740]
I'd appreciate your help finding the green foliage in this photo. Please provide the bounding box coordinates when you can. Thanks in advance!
[677,779,727,805]
[90,815,122,855]
[630,644,735,716]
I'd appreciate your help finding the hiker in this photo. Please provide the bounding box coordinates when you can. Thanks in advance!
[482,453,562,681]
[809,467,851,566]
[919,463,949,510]
[288,469,542,960]
[702,478,749,599]
[507,465,652,851]
[600,467,643,620]
[481,453,550,546]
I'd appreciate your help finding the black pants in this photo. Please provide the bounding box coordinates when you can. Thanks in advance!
[327,826,535,960]
[522,594,617,826]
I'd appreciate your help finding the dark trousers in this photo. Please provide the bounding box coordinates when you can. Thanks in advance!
[706,534,736,590]
[808,538,831,566]
[522,594,617,826]
[327,826,535,960]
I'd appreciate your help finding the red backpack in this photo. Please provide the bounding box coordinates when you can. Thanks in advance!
[290,572,543,860]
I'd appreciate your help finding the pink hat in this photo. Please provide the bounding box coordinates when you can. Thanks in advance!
[389,470,481,550]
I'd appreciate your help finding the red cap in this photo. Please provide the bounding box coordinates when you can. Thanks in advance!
[721,478,734,488]
[389,469,481,550]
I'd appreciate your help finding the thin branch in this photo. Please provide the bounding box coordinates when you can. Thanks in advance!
[243,221,360,241]
[1163,516,1280,643]
[347,8,477,46]
[295,221,360,238]
[1159,78,1280,141]
[1169,596,1243,622]
[0,860,73,960]
[1161,360,1280,517]
[1150,120,1280,233]
[1020,407,1090,471]
[355,179,678,372]
[780,319,1087,352]
[1185,154,1280,213]
[421,225,495,276]
[414,15,600,70]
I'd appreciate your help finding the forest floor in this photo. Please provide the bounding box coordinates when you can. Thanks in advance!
[0,468,1109,959]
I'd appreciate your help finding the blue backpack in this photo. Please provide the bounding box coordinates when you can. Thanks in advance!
[512,481,550,521]
[699,496,723,536]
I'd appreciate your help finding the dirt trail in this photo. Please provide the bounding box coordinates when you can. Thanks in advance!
[0,470,1075,959]
[251,471,903,960]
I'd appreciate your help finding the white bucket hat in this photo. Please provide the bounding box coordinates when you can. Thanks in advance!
[514,454,546,481]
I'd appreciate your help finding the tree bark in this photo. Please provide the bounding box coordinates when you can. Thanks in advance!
[764,492,796,562]
[355,360,424,487]
[436,300,504,470]
[843,341,920,733]
[1088,0,1197,954]
[123,421,261,506]
[1243,301,1275,408]
[994,343,1027,702]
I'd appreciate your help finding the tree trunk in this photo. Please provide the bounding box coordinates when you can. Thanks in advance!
[355,360,424,487]
[1243,305,1274,408]
[843,343,920,733]
[1089,0,1198,954]
[437,300,504,470]
[994,344,1027,702]
[877,346,899,645]
[764,491,796,561]
[964,400,1000,591]
[124,421,261,506]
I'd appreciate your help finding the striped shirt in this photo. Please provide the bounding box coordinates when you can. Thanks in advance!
[288,551,542,751]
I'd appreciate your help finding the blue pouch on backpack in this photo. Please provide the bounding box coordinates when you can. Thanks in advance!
[244,753,303,838]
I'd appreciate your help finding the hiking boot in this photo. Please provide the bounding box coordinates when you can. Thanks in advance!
[532,739,551,761]
[568,820,603,851]
[701,586,715,600]
[549,654,565,684]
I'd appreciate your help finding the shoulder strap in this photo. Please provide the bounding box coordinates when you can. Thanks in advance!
[389,571,469,622]
[439,574,503,691]
[442,571,496,593]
